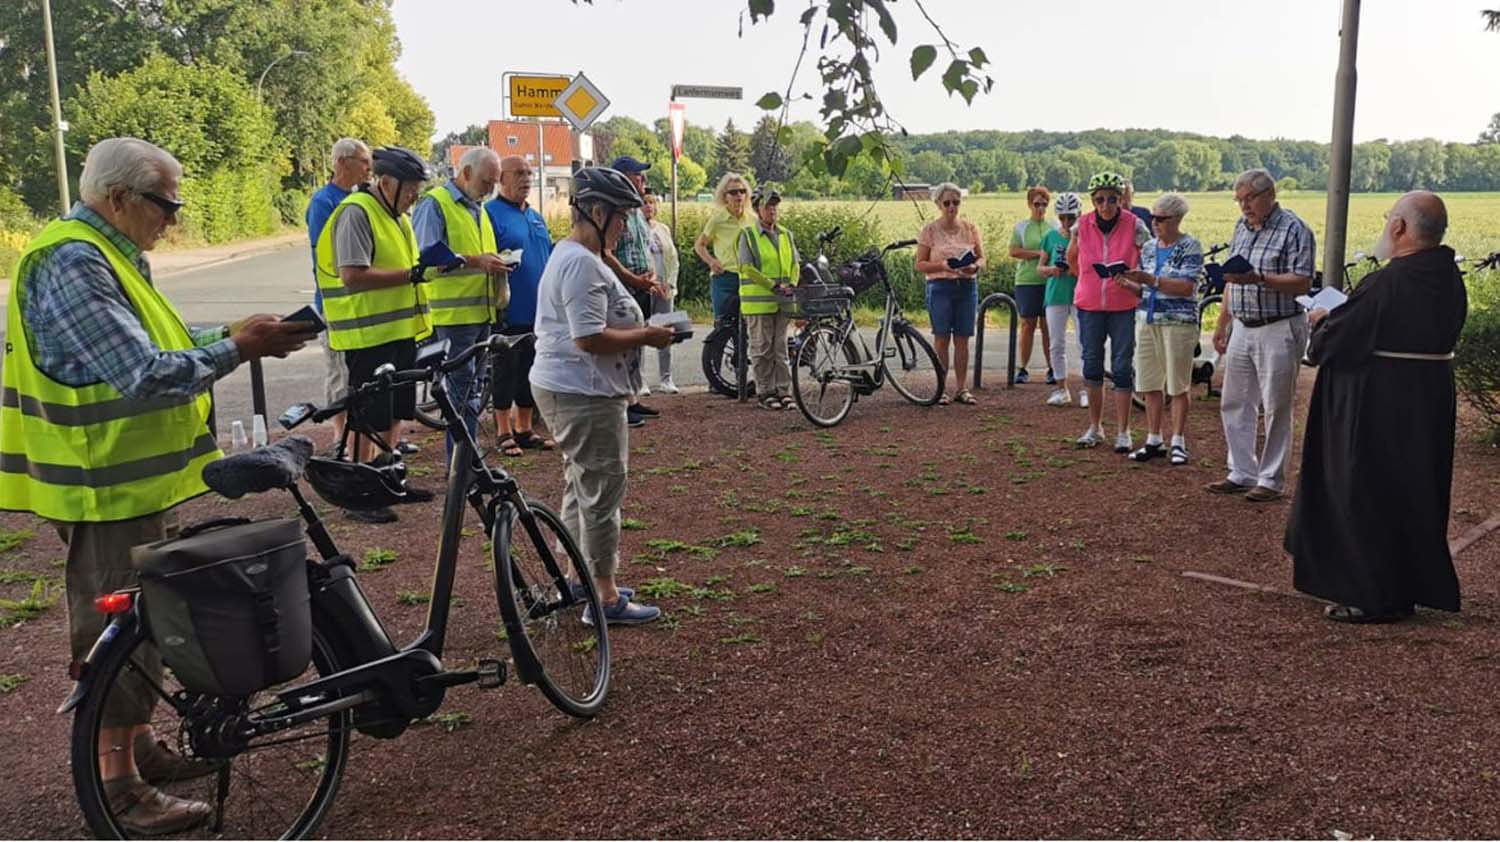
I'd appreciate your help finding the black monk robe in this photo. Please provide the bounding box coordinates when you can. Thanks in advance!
[1285,245,1468,614]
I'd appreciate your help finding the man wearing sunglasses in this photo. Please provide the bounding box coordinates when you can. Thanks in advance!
[2,137,315,834]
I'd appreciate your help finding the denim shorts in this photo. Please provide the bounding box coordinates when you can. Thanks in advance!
[926,279,978,337]
[1076,309,1135,390]
[711,273,740,321]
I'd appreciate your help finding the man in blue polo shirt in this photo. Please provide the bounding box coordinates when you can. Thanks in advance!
[484,154,556,454]
[306,137,371,444]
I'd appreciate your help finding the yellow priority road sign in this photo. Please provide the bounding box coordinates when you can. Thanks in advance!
[553,72,610,133]
[508,74,570,118]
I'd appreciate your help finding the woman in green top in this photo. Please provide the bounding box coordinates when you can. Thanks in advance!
[693,172,755,320]
[1038,192,1083,407]
[1008,187,1058,384]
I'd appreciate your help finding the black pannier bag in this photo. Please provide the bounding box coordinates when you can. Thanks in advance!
[132,517,312,697]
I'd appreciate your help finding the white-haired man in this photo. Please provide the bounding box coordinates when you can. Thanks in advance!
[0,137,314,834]
[411,145,509,464]
[307,137,372,447]
[1208,168,1315,503]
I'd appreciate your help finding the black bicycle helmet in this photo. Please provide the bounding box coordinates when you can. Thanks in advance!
[372,146,430,183]
[303,457,410,510]
[571,166,642,211]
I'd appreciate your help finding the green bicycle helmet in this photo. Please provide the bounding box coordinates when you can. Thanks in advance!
[1087,171,1126,193]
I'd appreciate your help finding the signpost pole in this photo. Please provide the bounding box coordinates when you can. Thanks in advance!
[535,118,546,219]
[670,96,679,237]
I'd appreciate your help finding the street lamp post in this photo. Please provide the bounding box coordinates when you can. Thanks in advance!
[256,50,311,99]
[41,0,70,214]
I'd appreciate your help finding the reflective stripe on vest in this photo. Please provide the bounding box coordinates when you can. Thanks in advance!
[315,191,431,351]
[422,185,501,326]
[738,225,796,315]
[0,218,221,522]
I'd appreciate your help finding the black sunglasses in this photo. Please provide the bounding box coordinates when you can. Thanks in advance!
[138,190,184,217]
[1151,214,1177,223]
[726,188,747,196]
[1093,194,1119,206]
[941,199,961,208]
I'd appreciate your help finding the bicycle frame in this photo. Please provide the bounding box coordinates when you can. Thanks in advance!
[806,240,920,389]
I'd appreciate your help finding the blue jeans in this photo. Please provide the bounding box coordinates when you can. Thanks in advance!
[1076,309,1135,390]
[435,323,491,463]
[711,272,740,322]
[925,279,978,337]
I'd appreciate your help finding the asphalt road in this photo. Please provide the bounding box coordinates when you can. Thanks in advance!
[5,242,1039,445]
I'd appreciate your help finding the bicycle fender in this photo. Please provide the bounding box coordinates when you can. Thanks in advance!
[56,611,137,715]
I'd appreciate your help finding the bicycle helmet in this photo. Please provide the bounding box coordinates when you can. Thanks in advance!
[571,167,642,212]
[1087,171,1126,193]
[372,146,430,183]
[751,184,782,207]
[1054,192,1082,216]
[304,457,410,510]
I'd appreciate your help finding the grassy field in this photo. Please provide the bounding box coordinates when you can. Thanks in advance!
[806,191,1500,271]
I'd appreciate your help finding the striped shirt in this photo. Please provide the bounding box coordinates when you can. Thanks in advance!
[1228,205,1316,321]
[612,208,652,275]
[18,204,239,397]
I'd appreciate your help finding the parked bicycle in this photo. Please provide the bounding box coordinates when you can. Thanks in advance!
[790,235,945,427]
[63,333,607,839]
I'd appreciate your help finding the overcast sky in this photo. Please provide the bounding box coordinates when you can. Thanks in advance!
[392,0,1500,144]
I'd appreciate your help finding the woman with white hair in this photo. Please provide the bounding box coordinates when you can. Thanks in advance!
[913,182,984,404]
[693,172,756,320]
[1119,192,1203,465]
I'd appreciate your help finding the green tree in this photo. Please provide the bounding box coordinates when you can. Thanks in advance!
[1388,139,1447,190]
[1351,142,1391,192]
[1480,113,1500,144]
[748,116,791,185]
[715,119,752,181]
[676,155,709,196]
[991,150,1027,191]
[907,149,955,185]
[431,124,490,167]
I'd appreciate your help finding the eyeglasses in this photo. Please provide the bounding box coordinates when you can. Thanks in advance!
[1150,214,1178,223]
[1234,187,1270,206]
[941,200,961,208]
[138,191,184,218]
[1092,195,1119,206]
[1030,201,1048,208]
[726,188,747,196]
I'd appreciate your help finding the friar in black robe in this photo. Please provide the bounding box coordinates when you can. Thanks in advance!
[1285,191,1467,623]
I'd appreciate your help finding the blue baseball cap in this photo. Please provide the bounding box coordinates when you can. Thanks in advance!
[610,155,651,174]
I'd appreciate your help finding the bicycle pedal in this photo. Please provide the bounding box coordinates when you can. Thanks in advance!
[476,658,506,689]
[883,347,897,358]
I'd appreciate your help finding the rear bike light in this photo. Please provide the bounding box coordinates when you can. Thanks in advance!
[93,592,134,614]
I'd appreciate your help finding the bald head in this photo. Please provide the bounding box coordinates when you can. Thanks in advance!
[498,154,533,204]
[1398,191,1447,246]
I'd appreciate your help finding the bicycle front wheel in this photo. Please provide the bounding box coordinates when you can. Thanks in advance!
[883,322,945,406]
[701,324,755,399]
[70,618,351,840]
[493,499,610,718]
[792,324,858,427]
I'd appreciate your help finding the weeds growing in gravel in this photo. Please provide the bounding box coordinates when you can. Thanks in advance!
[0,673,26,693]
[0,528,34,554]
[360,547,398,572]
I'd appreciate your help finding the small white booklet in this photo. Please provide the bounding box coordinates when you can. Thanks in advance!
[648,310,694,331]
[1295,286,1348,312]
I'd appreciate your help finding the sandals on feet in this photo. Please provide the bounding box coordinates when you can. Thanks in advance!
[1169,445,1190,466]
[758,396,783,410]
[953,389,978,405]
[514,430,555,450]
[496,436,524,457]
[937,393,952,406]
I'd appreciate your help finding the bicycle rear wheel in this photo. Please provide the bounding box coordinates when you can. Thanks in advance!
[792,324,858,427]
[882,322,945,406]
[701,324,756,399]
[70,618,350,840]
[493,499,610,718]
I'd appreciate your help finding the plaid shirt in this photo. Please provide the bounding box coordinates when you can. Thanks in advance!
[612,208,652,275]
[19,204,239,397]
[1228,205,1316,321]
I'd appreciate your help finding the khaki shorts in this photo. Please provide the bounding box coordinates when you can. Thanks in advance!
[321,328,348,404]
[1134,320,1197,396]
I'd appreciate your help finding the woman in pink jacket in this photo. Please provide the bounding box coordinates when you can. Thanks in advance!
[1066,171,1151,451]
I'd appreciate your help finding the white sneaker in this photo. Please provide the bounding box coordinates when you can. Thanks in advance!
[1075,428,1104,448]
[1114,431,1134,454]
[1045,388,1071,407]
[1078,390,1090,408]
[658,377,680,395]
[637,383,652,397]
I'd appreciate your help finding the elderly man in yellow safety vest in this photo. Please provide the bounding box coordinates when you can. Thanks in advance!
[0,137,314,834]
[735,184,801,410]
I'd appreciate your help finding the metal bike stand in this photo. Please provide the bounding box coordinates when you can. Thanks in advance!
[972,292,1019,390]
[735,316,750,402]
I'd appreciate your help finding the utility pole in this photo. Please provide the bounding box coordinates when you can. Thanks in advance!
[1323,0,1361,290]
[41,0,70,213]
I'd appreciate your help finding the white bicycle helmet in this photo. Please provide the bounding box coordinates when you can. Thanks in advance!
[1055,192,1082,216]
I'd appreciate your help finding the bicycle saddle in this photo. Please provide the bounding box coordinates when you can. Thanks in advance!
[202,435,314,498]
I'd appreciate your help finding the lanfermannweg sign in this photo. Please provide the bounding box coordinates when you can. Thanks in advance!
[508,74,570,118]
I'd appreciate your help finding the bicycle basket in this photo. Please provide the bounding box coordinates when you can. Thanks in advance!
[793,284,854,317]
[132,517,312,697]
[835,252,883,295]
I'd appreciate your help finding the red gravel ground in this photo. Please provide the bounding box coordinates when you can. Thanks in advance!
[2,370,1499,839]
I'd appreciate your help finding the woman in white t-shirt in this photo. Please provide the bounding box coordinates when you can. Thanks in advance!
[531,168,675,626]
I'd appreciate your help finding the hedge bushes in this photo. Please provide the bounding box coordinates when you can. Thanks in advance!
[1455,269,1500,436]
[174,166,281,245]
[545,202,1027,313]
